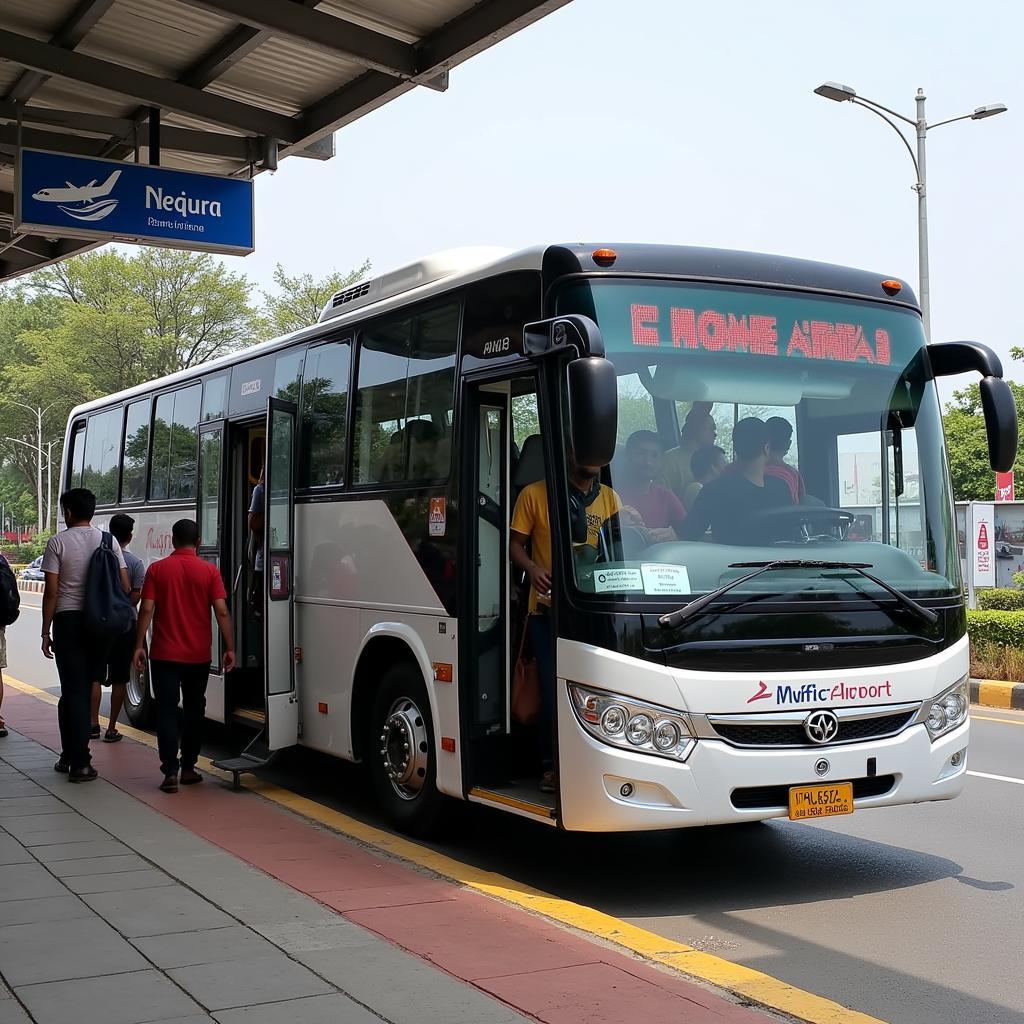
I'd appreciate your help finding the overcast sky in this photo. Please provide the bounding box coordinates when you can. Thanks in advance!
[222,0,1021,402]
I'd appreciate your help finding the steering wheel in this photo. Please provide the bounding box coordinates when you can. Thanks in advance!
[749,505,856,544]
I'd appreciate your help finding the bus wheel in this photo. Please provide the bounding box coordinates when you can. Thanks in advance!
[124,658,154,728]
[369,663,444,837]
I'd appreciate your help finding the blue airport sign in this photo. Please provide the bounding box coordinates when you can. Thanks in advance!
[15,149,254,255]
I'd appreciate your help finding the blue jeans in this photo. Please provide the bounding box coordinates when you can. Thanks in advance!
[528,613,556,771]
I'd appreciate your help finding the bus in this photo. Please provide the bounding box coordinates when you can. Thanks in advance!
[60,243,1016,835]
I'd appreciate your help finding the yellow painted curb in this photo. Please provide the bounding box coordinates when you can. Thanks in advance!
[3,673,887,1024]
[972,678,1024,711]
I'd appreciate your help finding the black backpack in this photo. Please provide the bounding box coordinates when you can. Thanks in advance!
[0,557,19,627]
[83,533,134,640]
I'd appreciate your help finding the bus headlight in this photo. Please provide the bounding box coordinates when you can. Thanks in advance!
[568,683,695,762]
[923,675,969,741]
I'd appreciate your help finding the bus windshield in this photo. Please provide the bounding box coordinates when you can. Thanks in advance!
[556,278,960,605]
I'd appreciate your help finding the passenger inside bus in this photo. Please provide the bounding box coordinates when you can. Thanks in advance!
[661,402,716,501]
[616,430,687,543]
[682,444,726,510]
[680,417,793,544]
[765,416,806,503]
[510,447,621,793]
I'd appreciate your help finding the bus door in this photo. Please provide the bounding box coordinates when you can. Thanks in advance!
[264,398,299,749]
[197,421,227,721]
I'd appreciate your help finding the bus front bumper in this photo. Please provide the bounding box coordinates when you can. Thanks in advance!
[556,691,968,832]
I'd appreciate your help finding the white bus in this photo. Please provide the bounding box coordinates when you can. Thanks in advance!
[60,243,1016,835]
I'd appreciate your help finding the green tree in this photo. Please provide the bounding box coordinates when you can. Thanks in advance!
[942,381,1024,500]
[259,260,371,338]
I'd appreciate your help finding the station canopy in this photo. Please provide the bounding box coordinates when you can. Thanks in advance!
[0,0,568,281]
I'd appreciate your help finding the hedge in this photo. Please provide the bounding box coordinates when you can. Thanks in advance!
[977,588,1024,611]
[966,610,1024,648]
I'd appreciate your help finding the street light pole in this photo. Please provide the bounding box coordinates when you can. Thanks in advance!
[814,82,1006,340]
[0,400,63,534]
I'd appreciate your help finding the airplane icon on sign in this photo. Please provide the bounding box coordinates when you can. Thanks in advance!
[32,170,122,222]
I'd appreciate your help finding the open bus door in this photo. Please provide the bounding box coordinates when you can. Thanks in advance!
[196,420,227,722]
[264,398,299,749]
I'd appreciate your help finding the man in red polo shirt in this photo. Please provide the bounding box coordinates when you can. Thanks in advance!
[134,519,235,793]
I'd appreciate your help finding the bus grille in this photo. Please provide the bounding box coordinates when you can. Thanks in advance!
[712,710,914,748]
[730,774,896,810]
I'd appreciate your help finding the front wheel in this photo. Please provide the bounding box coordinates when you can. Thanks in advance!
[124,656,154,728]
[368,663,446,837]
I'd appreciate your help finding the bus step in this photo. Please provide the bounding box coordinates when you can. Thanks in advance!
[211,733,276,791]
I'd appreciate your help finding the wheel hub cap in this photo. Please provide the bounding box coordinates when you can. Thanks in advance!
[379,697,429,801]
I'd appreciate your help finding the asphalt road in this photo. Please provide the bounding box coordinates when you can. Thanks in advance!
[4,598,1022,1024]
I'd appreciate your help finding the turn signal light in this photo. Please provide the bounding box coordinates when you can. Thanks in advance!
[441,737,456,753]
[880,279,902,296]
[433,662,453,683]
[592,248,617,267]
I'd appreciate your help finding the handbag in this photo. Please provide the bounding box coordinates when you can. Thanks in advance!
[511,618,541,726]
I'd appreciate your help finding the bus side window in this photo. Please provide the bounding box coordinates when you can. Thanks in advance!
[82,407,121,505]
[300,340,351,487]
[121,398,151,502]
[68,422,86,488]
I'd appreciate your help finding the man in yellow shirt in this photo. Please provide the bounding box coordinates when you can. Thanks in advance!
[510,451,620,793]
[662,403,716,500]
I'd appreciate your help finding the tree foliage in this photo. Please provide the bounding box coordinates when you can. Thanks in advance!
[942,381,1024,501]
[259,260,371,338]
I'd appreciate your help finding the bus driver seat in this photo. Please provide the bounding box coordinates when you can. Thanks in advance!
[512,434,545,504]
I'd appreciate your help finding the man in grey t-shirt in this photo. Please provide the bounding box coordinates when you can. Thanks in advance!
[41,488,128,782]
[247,467,265,618]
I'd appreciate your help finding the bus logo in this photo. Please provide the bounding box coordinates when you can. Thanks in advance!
[746,681,773,703]
[804,711,840,745]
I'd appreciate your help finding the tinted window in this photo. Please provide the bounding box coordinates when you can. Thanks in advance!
[353,304,458,484]
[68,423,86,488]
[274,349,304,404]
[202,375,228,421]
[83,408,121,504]
[121,398,150,502]
[301,340,350,487]
[150,385,201,500]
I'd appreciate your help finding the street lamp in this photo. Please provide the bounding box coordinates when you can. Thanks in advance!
[0,399,64,533]
[814,82,1007,340]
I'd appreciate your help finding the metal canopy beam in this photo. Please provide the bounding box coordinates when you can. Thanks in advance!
[173,0,416,78]
[290,0,570,152]
[2,0,116,105]
[0,28,298,142]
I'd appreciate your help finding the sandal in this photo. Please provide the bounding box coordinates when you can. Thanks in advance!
[102,730,122,743]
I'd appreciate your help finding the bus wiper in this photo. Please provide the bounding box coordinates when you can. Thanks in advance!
[658,559,938,629]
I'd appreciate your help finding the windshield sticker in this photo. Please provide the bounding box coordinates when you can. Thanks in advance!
[593,567,645,593]
[641,562,691,595]
[748,681,894,706]
[630,304,891,365]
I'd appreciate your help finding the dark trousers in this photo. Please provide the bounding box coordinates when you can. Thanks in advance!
[528,613,556,771]
[54,611,109,770]
[152,660,210,776]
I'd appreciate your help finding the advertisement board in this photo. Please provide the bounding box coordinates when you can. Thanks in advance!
[15,149,254,255]
[969,502,996,590]
[996,471,1015,502]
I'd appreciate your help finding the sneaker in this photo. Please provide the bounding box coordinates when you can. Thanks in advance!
[159,774,179,793]
[54,759,70,774]
[68,766,98,783]
[102,730,122,743]
[90,725,101,739]
[538,770,557,794]
[180,768,203,786]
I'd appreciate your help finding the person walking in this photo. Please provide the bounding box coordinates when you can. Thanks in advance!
[0,550,14,738]
[91,514,145,742]
[134,519,235,793]
[41,489,129,782]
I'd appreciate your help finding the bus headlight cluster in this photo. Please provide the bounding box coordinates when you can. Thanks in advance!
[569,683,695,762]
[923,675,969,740]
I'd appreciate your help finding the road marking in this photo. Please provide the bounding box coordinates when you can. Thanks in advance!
[967,770,1024,786]
[1,672,885,1024]
[971,713,1024,727]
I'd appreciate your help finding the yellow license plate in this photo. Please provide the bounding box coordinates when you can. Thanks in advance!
[788,782,854,821]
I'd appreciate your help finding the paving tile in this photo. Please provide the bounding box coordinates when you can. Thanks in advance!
[477,961,765,1024]
[300,942,532,1023]
[17,969,201,1024]
[32,838,133,862]
[346,896,598,981]
[252,918,370,954]
[82,886,236,937]
[316,879,458,912]
[65,869,178,894]
[0,916,149,986]
[0,783,46,799]
[0,798,69,818]
[48,853,152,877]
[0,834,32,865]
[249,854,410,895]
[133,926,281,970]
[0,862,67,902]
[0,997,32,1024]
[0,895,95,927]
[14,823,109,847]
[212,993,381,1024]
[168,955,333,1011]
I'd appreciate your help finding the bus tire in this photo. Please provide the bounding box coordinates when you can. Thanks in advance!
[368,662,445,837]
[124,657,154,728]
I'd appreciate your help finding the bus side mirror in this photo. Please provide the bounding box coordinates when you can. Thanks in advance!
[979,376,1017,473]
[568,356,618,468]
[929,341,1018,473]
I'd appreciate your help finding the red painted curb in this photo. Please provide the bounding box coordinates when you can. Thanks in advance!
[4,692,772,1024]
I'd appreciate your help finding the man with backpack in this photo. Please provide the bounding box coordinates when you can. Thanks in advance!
[41,489,130,782]
[0,549,18,738]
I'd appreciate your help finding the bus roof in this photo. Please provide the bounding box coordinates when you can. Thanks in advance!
[66,242,919,421]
